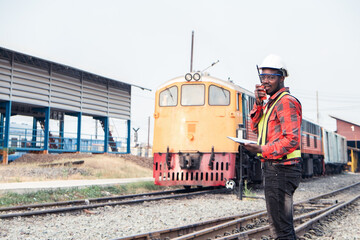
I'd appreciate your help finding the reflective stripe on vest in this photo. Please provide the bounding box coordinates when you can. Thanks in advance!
[257,92,301,159]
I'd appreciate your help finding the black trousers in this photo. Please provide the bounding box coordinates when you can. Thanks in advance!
[263,162,301,240]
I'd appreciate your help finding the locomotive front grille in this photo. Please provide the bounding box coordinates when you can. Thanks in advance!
[179,153,201,169]
[153,152,236,187]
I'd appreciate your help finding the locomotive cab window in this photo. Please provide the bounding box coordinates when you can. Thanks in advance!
[159,86,178,106]
[209,85,230,106]
[181,84,205,106]
[236,93,240,110]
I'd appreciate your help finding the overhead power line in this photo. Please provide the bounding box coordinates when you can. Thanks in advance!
[305,104,360,111]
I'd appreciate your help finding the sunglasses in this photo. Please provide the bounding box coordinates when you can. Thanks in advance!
[259,74,282,82]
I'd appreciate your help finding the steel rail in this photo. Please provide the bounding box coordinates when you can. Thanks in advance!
[305,181,360,202]
[214,202,342,240]
[116,181,360,240]
[0,187,216,212]
[201,183,360,240]
[223,192,360,240]
[0,188,225,219]
[5,179,355,214]
[171,212,268,240]
[295,194,360,237]
[113,210,265,240]
[177,184,360,240]
[171,201,341,240]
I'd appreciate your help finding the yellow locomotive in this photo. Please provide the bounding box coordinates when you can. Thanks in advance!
[152,72,261,188]
[153,71,348,188]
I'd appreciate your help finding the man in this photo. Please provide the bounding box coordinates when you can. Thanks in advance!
[243,54,302,240]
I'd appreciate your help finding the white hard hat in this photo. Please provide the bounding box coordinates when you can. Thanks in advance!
[259,54,289,77]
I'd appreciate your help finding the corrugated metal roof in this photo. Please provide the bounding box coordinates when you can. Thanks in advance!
[0,46,150,92]
[0,46,147,119]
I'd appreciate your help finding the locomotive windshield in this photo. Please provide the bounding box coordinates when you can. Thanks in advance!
[159,86,178,106]
[209,85,230,106]
[181,84,205,106]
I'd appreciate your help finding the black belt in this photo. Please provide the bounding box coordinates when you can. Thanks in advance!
[266,158,301,166]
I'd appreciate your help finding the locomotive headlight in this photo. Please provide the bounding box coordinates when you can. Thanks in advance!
[193,72,201,81]
[185,73,192,81]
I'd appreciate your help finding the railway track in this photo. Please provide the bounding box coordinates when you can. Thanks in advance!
[0,187,225,219]
[115,181,360,240]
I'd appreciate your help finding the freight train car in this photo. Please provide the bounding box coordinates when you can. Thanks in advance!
[152,72,347,188]
[322,128,348,173]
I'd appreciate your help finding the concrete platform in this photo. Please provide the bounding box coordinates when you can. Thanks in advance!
[0,177,154,194]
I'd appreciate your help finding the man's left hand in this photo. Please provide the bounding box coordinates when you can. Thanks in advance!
[243,143,262,154]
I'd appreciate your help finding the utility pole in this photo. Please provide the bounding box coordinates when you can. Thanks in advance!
[316,90,319,124]
[147,116,150,157]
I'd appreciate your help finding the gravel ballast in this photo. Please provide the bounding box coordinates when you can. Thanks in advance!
[1,172,360,240]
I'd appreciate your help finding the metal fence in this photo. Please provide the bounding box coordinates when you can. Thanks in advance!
[0,126,128,154]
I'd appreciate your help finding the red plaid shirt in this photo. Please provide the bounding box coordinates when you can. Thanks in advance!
[250,87,302,163]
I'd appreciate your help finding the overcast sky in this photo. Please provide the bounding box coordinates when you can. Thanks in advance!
[0,0,359,144]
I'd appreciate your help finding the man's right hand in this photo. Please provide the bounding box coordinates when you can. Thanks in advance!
[255,84,266,105]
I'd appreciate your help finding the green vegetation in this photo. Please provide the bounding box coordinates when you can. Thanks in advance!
[242,180,256,198]
[0,181,177,207]
[8,148,16,155]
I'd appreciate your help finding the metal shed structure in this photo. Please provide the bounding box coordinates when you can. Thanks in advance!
[0,46,138,164]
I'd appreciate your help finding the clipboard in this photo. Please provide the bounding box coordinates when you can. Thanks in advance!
[227,136,257,145]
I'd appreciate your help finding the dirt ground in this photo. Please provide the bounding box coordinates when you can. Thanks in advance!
[13,153,153,169]
[14,153,94,164]
[0,153,154,183]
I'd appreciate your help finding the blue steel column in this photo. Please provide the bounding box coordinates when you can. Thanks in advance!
[0,113,4,147]
[77,112,82,152]
[3,101,12,164]
[59,118,64,149]
[104,117,109,153]
[43,107,50,153]
[4,101,11,148]
[127,119,131,154]
[32,117,37,148]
